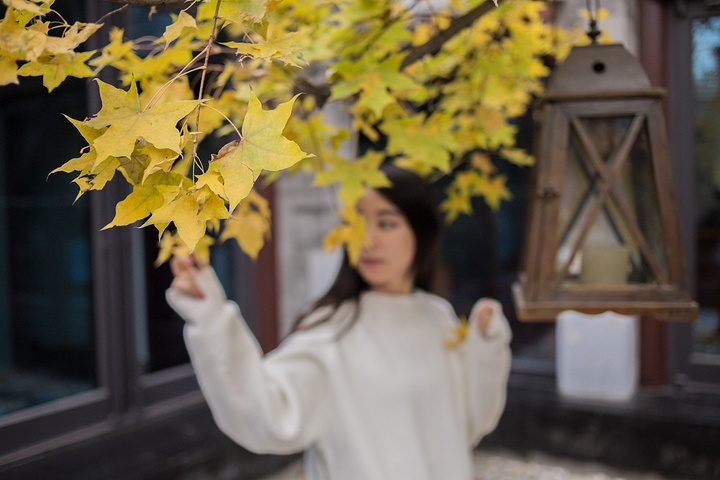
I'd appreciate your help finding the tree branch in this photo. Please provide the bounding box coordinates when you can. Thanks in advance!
[400,0,499,70]
[105,0,186,6]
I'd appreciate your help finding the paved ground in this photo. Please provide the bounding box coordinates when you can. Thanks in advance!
[259,448,675,480]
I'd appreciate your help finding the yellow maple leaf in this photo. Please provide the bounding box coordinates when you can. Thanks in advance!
[477,174,513,211]
[323,208,367,266]
[470,152,496,175]
[220,191,272,260]
[157,10,197,49]
[50,116,106,175]
[500,147,534,167]
[89,27,134,73]
[195,169,226,199]
[17,50,94,91]
[0,54,18,85]
[330,55,418,118]
[444,316,469,349]
[210,92,309,211]
[223,26,304,66]
[42,21,102,57]
[199,0,268,23]
[440,189,473,224]
[85,79,199,163]
[71,156,121,202]
[313,151,391,208]
[102,172,171,229]
[155,230,214,267]
[4,0,50,15]
[143,185,229,252]
[381,112,458,173]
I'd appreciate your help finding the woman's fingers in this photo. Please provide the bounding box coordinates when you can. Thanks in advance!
[472,299,495,337]
[169,256,205,299]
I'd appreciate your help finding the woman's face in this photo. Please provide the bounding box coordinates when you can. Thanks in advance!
[355,189,416,294]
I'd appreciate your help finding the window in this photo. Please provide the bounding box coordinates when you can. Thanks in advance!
[668,2,720,386]
[0,80,96,418]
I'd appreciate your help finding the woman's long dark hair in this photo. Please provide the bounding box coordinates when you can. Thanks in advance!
[290,163,440,333]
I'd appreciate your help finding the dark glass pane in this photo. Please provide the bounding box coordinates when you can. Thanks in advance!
[0,79,95,416]
[692,16,720,360]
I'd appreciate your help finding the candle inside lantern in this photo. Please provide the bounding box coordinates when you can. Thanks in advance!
[580,244,629,285]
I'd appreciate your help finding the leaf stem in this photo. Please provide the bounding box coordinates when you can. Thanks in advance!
[191,0,223,173]
[201,103,242,140]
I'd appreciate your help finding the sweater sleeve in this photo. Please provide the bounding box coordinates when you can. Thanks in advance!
[166,267,330,455]
[459,298,512,447]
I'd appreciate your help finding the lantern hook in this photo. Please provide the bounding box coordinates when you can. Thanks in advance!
[585,0,602,43]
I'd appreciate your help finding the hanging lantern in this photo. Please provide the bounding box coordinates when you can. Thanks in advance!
[512,40,698,322]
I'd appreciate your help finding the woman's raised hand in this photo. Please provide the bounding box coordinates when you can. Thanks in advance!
[169,256,208,299]
[470,299,496,337]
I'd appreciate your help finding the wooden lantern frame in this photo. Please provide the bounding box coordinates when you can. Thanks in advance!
[512,44,698,322]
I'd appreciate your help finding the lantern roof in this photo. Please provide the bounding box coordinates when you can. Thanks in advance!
[546,44,652,95]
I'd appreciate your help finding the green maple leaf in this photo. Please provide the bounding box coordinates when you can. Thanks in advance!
[210,92,309,211]
[85,79,199,163]
[314,151,391,207]
[17,51,94,92]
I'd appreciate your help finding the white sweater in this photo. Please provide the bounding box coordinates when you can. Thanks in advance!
[166,267,512,480]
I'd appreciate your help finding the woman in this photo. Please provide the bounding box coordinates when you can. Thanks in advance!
[167,165,512,480]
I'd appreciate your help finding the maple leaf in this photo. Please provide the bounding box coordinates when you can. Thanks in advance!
[195,169,226,199]
[313,151,391,208]
[330,55,418,118]
[200,0,268,23]
[0,7,49,61]
[155,231,215,267]
[0,54,18,85]
[3,0,50,15]
[440,189,473,224]
[223,27,304,66]
[17,51,94,92]
[143,185,229,252]
[42,21,102,57]
[72,156,121,202]
[89,27,134,73]
[210,92,309,211]
[102,172,170,229]
[470,152,496,175]
[501,147,535,167]
[85,79,199,163]
[477,174,512,211]
[220,191,272,260]
[444,316,469,349]
[323,208,368,266]
[381,112,458,173]
[158,11,197,48]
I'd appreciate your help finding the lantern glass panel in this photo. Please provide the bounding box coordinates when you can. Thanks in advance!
[554,115,668,287]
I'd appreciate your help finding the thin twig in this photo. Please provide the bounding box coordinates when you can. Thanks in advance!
[191,0,223,174]
[96,4,129,24]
